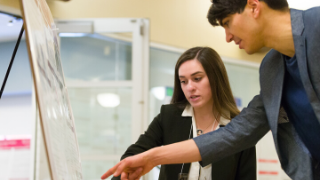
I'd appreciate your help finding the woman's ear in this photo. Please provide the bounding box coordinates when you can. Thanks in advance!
[247,0,261,19]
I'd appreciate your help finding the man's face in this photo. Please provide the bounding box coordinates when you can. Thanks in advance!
[221,8,264,54]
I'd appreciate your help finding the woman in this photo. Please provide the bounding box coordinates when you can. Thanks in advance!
[110,47,256,180]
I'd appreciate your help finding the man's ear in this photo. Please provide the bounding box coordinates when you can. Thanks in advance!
[247,0,261,18]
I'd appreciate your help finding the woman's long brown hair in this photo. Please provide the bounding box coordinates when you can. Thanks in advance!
[170,47,240,119]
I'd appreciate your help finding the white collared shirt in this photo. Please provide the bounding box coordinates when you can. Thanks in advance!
[181,105,230,180]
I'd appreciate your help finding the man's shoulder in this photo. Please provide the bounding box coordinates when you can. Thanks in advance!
[304,6,320,16]
[259,49,282,73]
[303,7,320,29]
[291,6,320,18]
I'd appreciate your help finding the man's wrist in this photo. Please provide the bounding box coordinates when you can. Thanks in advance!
[145,147,161,167]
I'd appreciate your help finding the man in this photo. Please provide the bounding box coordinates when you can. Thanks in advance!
[102,0,320,179]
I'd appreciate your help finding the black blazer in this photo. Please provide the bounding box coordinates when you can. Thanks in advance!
[112,104,256,180]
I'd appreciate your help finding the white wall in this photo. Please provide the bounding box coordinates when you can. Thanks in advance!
[0,93,32,135]
[0,35,34,180]
[0,93,34,180]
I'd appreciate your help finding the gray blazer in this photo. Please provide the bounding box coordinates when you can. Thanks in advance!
[194,8,320,180]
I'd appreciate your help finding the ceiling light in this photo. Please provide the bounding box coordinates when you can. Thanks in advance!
[59,33,87,37]
[97,93,120,108]
[7,20,14,26]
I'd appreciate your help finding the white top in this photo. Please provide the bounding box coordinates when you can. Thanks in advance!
[181,105,230,180]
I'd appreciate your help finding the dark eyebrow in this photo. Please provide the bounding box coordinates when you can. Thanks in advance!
[191,71,204,76]
[179,71,204,78]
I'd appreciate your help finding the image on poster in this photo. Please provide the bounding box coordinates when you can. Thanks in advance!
[19,0,83,179]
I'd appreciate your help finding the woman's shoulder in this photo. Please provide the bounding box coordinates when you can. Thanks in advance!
[160,103,186,116]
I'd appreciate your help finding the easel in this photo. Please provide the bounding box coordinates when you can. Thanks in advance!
[0,24,24,99]
[0,0,85,179]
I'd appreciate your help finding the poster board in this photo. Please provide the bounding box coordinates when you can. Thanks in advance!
[19,0,83,179]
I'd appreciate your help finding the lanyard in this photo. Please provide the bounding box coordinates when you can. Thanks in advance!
[178,123,193,180]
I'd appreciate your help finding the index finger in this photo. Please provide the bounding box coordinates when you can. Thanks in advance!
[101,162,120,179]
[114,159,132,176]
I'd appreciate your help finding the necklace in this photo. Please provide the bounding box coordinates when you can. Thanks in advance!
[196,116,218,136]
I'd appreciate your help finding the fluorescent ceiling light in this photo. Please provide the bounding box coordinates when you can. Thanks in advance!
[7,22,13,26]
[97,93,120,108]
[59,33,87,37]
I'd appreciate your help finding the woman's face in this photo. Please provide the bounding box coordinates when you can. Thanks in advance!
[178,59,213,109]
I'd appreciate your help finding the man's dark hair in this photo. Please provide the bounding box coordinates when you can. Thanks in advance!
[207,0,289,26]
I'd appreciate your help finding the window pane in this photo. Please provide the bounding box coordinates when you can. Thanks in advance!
[149,48,180,89]
[81,160,119,180]
[60,35,132,82]
[68,87,132,179]
[224,63,259,108]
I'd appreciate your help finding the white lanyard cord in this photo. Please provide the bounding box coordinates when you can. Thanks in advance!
[180,123,193,174]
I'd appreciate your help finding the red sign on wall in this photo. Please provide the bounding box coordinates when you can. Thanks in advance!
[0,139,30,149]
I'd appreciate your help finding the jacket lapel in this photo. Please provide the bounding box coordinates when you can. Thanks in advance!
[270,59,285,150]
[292,9,320,123]
[260,50,285,150]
